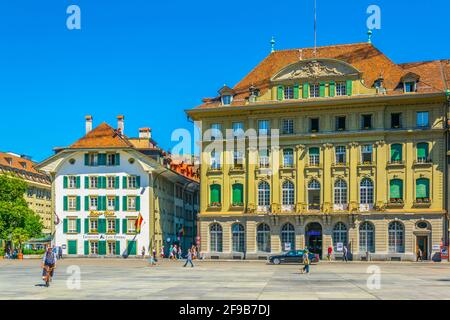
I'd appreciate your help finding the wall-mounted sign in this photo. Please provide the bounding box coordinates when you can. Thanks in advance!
[284,243,291,251]
[336,243,343,252]
[89,211,116,217]
[82,234,127,240]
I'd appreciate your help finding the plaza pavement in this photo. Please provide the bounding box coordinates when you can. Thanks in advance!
[1,258,450,300]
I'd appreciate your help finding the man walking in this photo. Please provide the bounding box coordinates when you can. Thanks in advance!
[343,245,349,262]
[183,248,194,268]
[301,249,310,274]
[417,248,423,262]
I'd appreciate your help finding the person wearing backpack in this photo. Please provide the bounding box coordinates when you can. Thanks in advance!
[301,249,310,274]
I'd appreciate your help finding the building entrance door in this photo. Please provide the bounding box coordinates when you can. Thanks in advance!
[416,236,428,260]
[305,222,323,258]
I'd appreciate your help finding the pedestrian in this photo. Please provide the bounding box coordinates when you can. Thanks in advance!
[327,246,333,261]
[152,247,157,262]
[417,248,423,262]
[160,245,165,259]
[42,246,57,285]
[343,245,348,262]
[141,246,146,259]
[172,245,178,260]
[183,248,194,268]
[177,246,182,259]
[301,249,310,274]
[58,246,63,260]
[148,248,156,266]
[192,246,197,260]
[169,245,174,260]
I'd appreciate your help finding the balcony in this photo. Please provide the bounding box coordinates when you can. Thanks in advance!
[413,158,433,167]
[386,198,404,208]
[307,203,321,211]
[359,203,374,212]
[387,160,405,168]
[230,202,244,211]
[207,202,222,211]
[229,164,245,174]
[257,205,271,213]
[207,165,222,175]
[281,204,295,213]
[413,198,431,208]
[333,204,348,212]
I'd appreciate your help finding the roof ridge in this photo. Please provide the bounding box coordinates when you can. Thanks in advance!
[273,42,370,53]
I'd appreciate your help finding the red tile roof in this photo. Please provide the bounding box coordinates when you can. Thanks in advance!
[70,122,134,149]
[0,152,50,184]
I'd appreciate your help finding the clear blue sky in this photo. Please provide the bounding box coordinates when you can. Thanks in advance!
[0,0,448,161]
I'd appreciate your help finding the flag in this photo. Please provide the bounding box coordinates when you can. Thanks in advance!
[135,213,144,233]
[178,226,184,238]
[54,212,60,225]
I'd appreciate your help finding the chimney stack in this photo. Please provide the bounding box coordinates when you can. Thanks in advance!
[117,115,124,134]
[139,127,151,139]
[85,115,93,134]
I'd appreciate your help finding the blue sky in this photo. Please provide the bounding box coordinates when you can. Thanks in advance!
[0,0,448,161]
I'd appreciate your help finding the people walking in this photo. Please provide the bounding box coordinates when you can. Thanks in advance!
[141,246,146,259]
[183,248,194,268]
[417,248,423,262]
[327,246,333,261]
[172,245,178,260]
[58,246,63,260]
[148,247,157,266]
[177,246,182,259]
[301,250,310,274]
[42,246,57,285]
[160,245,165,259]
[169,245,174,260]
[343,245,349,262]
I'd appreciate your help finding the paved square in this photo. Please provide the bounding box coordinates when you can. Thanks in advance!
[1,259,450,300]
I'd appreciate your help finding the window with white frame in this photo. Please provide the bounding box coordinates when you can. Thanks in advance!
[89,241,98,254]
[332,222,348,250]
[107,241,116,255]
[68,196,77,211]
[127,176,137,189]
[210,123,222,140]
[68,176,77,189]
[67,218,77,233]
[222,95,232,105]
[310,83,320,98]
[107,197,115,211]
[232,122,244,137]
[259,149,270,168]
[335,146,346,164]
[258,181,270,206]
[282,181,294,205]
[309,147,320,166]
[282,119,294,135]
[233,151,243,166]
[107,176,115,189]
[127,218,137,233]
[107,219,116,232]
[388,221,405,253]
[127,197,137,211]
[89,176,98,189]
[89,196,98,210]
[361,145,373,163]
[210,151,221,169]
[334,179,347,205]
[336,82,347,96]
[360,178,374,204]
[283,149,294,167]
[89,219,98,233]
[284,86,294,100]
[258,120,270,135]
[107,153,116,166]
[87,153,98,166]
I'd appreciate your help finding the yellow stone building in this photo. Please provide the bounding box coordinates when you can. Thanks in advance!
[186,42,450,261]
[0,152,52,235]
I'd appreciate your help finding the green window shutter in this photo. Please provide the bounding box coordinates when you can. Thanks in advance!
[102,176,107,189]
[309,147,320,155]
[232,184,243,204]
[293,84,299,99]
[63,219,68,233]
[76,196,81,211]
[115,241,121,255]
[346,80,353,96]
[123,176,127,189]
[210,184,221,204]
[85,196,89,211]
[302,83,309,99]
[98,219,106,233]
[391,144,402,162]
[416,179,430,198]
[84,241,89,255]
[63,176,68,189]
[417,143,429,159]
[136,196,141,211]
[115,153,120,166]
[76,176,81,189]
[319,82,326,97]
[115,176,120,189]
[115,218,120,234]
[102,196,107,211]
[115,196,120,211]
[97,176,101,189]
[277,85,284,101]
[390,180,402,199]
[122,219,128,234]
[84,154,89,166]
[63,196,68,211]
[76,219,81,233]
[85,176,89,189]
[136,176,141,188]
[85,219,89,233]
[329,81,336,97]
[123,196,128,211]
[127,240,136,255]
[98,153,106,166]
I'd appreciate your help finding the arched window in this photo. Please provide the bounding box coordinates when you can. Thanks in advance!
[257,223,271,252]
[389,179,403,202]
[416,178,430,202]
[209,184,221,207]
[359,222,375,253]
[390,144,403,163]
[231,183,243,206]
[360,178,374,204]
[332,222,348,251]
[210,223,223,252]
[388,221,404,253]
[334,179,347,205]
[282,181,295,205]
[308,179,321,210]
[258,181,270,206]
[417,143,429,163]
[281,223,295,251]
[231,224,245,253]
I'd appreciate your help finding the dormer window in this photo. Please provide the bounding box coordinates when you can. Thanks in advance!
[221,95,232,105]
[401,72,419,93]
[336,82,347,96]
[218,85,235,106]
[404,81,416,93]
[284,86,294,100]
[310,84,320,98]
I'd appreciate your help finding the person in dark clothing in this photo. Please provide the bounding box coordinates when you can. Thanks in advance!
[42,247,57,286]
[183,248,194,268]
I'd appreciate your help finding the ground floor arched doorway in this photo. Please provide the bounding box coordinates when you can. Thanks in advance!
[305,222,323,258]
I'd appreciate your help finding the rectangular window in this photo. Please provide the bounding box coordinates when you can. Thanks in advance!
[90,241,98,254]
[107,176,115,189]
[233,151,243,166]
[310,83,320,98]
[417,111,429,128]
[68,196,77,211]
[210,123,221,140]
[87,153,98,166]
[68,176,77,189]
[404,81,416,93]
[89,176,98,189]
[107,219,116,233]
[335,116,346,131]
[391,113,402,129]
[127,197,137,211]
[284,86,294,100]
[67,219,77,233]
[309,148,320,166]
[89,219,98,233]
[222,95,232,105]
[361,145,373,163]
[232,122,244,137]
[336,82,347,96]
[259,149,270,168]
[127,176,137,189]
[107,153,116,166]
[90,196,98,211]
[335,146,346,164]
[107,197,116,211]
[210,151,221,169]
[310,118,319,133]
[283,149,294,167]
[107,241,116,255]
[361,115,373,130]
[282,119,294,135]
[258,120,270,135]
[127,218,137,233]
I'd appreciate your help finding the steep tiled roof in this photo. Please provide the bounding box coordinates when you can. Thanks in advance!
[399,59,450,93]
[0,152,50,184]
[70,122,134,149]
[194,43,448,109]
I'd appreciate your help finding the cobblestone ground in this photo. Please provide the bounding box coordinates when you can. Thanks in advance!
[1,258,450,300]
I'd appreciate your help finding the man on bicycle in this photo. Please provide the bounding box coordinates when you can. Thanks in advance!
[42,246,57,285]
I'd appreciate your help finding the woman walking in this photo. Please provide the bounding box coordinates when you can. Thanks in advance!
[301,250,310,274]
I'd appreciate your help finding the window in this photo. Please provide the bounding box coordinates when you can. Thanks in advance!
[107,153,116,166]
[334,179,347,205]
[281,223,295,251]
[67,219,77,233]
[107,219,116,233]
[259,149,270,168]
[107,196,116,211]
[359,222,375,253]
[361,114,373,130]
[360,178,374,205]
[210,123,222,140]
[404,81,416,93]
[232,224,245,253]
[210,184,221,206]
[335,146,346,164]
[282,181,295,205]
[416,178,430,202]
[86,153,98,166]
[68,196,77,211]
[222,95,232,105]
[210,223,223,252]
[361,145,373,164]
[310,118,319,133]
[127,197,137,211]
[68,176,77,189]
[416,111,429,128]
[390,179,403,203]
[388,221,404,253]
[257,223,271,252]
[127,176,138,189]
[309,147,320,166]
[336,82,347,96]
[89,176,98,189]
[89,196,98,210]
[210,151,221,169]
[258,182,270,207]
[417,143,429,162]
[89,219,98,233]
[308,180,321,210]
[233,151,243,167]
[282,119,294,135]
[107,241,116,255]
[284,86,294,100]
[283,149,294,167]
[232,183,243,206]
[390,144,403,163]
[335,116,346,131]
[332,222,348,251]
[90,241,99,255]
[232,122,244,137]
[127,218,137,233]
[107,176,115,189]
[310,83,320,98]
[258,120,270,135]
[391,113,402,129]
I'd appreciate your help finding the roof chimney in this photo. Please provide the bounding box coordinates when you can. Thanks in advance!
[85,115,93,134]
[139,127,151,139]
[117,115,124,134]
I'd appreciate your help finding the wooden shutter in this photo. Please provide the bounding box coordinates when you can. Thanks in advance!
[98,219,106,233]
[293,84,299,99]
[115,153,120,166]
[319,82,326,97]
[84,241,89,255]
[63,196,68,211]
[123,196,128,211]
[122,219,128,234]
[115,241,121,255]
[84,154,89,166]
[136,176,141,188]
[76,196,81,211]
[302,83,309,98]
[136,196,141,211]
[346,80,353,96]
[115,218,120,234]
[63,176,68,189]
[98,154,106,166]
[329,81,336,97]
[85,196,89,211]
[63,219,68,233]
[277,85,284,101]
[115,196,120,211]
[76,176,81,189]
[85,219,89,233]
[76,219,81,233]
[123,176,127,189]
[115,176,120,189]
[85,176,89,189]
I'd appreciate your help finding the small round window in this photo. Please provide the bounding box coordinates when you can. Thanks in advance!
[417,221,428,229]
